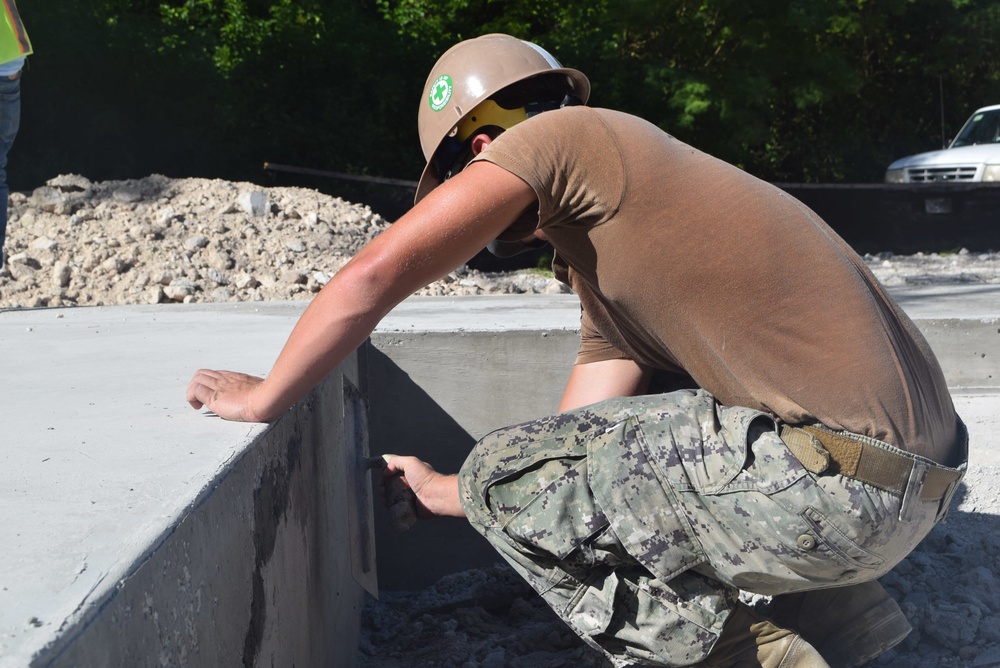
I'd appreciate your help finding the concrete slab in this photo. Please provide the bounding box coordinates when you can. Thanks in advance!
[376,294,580,332]
[0,303,368,667]
[954,393,999,464]
[373,285,1000,328]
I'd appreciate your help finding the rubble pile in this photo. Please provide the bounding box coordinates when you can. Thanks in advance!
[0,174,569,309]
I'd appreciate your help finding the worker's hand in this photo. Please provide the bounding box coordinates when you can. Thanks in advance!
[382,456,466,519]
[186,369,270,422]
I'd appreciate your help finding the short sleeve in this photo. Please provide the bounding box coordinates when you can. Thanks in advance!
[576,304,630,365]
[470,107,625,233]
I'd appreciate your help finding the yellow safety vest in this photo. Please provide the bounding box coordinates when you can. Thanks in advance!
[0,0,31,65]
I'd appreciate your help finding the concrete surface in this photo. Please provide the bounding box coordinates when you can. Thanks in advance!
[0,286,997,664]
[1,304,372,667]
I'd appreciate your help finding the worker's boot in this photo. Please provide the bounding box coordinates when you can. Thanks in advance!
[769,581,911,668]
[699,603,830,667]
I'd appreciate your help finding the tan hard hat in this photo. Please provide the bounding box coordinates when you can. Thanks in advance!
[414,33,590,204]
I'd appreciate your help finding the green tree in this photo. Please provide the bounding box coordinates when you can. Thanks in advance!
[11,0,1000,196]
[15,1,434,198]
[378,0,1000,182]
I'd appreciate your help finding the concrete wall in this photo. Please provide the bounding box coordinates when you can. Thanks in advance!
[37,367,370,668]
[775,183,1000,255]
[367,329,579,591]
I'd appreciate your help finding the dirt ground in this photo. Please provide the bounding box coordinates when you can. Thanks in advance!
[3,175,999,666]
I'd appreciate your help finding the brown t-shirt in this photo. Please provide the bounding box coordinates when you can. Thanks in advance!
[474,106,958,460]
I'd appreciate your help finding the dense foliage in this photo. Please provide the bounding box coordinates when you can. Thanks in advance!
[12,0,1000,204]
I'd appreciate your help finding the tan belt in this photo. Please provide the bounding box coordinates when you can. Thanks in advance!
[780,424,961,502]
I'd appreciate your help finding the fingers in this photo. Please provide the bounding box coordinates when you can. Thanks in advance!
[186,369,216,408]
[382,454,403,476]
[372,455,464,519]
[186,369,228,409]
[184,369,265,421]
[383,455,434,478]
[381,471,419,531]
[377,456,442,520]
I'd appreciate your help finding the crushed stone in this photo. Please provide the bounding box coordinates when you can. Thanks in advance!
[0,174,572,309]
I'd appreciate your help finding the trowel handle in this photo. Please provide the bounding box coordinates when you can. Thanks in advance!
[385,473,418,532]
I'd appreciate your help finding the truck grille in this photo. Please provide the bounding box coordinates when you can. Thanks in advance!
[906,165,979,182]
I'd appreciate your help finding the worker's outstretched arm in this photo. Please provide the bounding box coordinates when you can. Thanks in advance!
[186,161,537,422]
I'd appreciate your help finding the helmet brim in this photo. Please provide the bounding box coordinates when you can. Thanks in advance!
[414,65,589,205]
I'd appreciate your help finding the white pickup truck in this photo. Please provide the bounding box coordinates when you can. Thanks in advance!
[885,104,1000,183]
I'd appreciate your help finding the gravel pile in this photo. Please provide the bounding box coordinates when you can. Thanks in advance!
[0,174,569,310]
[3,175,998,666]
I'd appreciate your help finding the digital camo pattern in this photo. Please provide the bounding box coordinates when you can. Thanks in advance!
[458,389,964,667]
[459,390,735,666]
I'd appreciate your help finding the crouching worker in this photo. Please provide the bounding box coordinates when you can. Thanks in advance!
[188,34,967,667]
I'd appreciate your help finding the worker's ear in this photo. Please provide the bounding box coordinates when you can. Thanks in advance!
[470,133,494,156]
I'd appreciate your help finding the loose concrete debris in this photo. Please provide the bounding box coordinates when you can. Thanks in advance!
[866,248,1000,286]
[0,174,572,309]
[358,563,610,668]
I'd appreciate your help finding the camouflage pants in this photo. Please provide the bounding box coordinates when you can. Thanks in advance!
[458,389,966,667]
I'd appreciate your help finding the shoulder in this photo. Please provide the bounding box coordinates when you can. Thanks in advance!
[490,107,670,165]
[479,107,629,171]
[501,106,629,140]
[474,107,632,227]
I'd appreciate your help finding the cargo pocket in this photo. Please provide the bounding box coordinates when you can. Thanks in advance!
[588,416,707,585]
[478,439,610,594]
[563,567,728,666]
[799,505,886,571]
[493,456,610,559]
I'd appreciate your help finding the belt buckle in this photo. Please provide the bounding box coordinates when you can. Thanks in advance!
[897,460,962,524]
[898,460,929,524]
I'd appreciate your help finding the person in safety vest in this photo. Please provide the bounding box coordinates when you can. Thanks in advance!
[187,34,967,667]
[0,0,29,263]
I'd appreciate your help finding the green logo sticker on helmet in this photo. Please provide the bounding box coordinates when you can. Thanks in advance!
[429,74,453,112]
